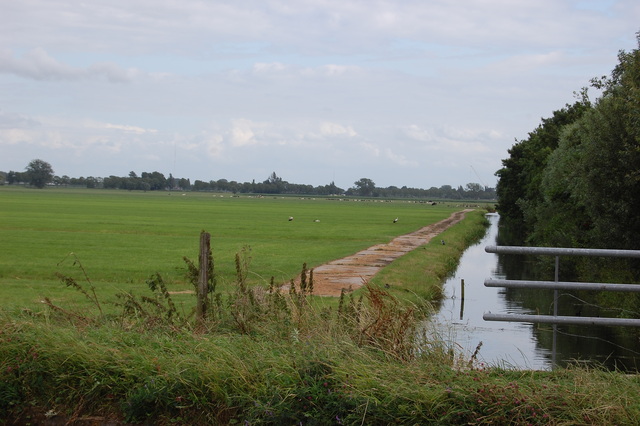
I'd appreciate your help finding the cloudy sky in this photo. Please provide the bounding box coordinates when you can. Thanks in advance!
[1,1,638,190]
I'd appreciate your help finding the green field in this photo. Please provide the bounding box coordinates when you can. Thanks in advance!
[4,187,639,425]
[0,186,465,309]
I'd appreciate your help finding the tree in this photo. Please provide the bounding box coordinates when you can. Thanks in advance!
[167,173,176,190]
[353,178,375,197]
[265,171,282,185]
[25,159,54,188]
[495,30,640,251]
[465,182,483,198]
[85,177,99,189]
[495,100,590,231]
[141,171,167,190]
[178,178,191,190]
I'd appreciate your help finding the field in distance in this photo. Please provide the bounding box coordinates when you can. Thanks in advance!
[0,186,470,310]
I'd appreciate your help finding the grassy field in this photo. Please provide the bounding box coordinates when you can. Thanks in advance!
[3,188,640,425]
[0,186,470,310]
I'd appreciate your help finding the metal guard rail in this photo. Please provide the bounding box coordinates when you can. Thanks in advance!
[482,245,640,366]
[485,278,640,293]
[485,245,640,258]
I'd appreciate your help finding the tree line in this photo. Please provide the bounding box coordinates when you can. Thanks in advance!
[495,32,640,286]
[1,165,495,200]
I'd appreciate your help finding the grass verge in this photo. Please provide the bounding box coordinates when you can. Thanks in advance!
[2,297,640,425]
[369,209,489,305]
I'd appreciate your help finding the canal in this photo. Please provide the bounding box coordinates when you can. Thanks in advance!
[431,213,640,371]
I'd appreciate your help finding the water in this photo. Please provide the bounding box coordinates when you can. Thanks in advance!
[431,213,640,371]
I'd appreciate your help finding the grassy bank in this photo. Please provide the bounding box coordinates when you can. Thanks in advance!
[2,285,640,425]
[370,209,489,304]
[3,205,640,424]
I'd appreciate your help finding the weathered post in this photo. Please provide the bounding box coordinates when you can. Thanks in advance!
[196,231,211,326]
[459,279,465,320]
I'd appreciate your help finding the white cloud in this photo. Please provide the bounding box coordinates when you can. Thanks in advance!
[252,62,287,73]
[320,64,359,76]
[1,0,638,188]
[360,141,381,157]
[403,124,498,158]
[1,128,35,145]
[0,48,140,82]
[229,119,258,147]
[383,148,418,167]
[204,133,224,158]
[319,122,357,137]
[103,123,157,134]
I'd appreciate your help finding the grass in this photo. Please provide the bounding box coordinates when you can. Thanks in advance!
[370,209,489,304]
[0,186,465,311]
[2,286,640,425]
[4,187,637,424]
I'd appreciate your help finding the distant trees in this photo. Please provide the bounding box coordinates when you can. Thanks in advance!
[1,158,495,199]
[6,170,27,184]
[352,178,376,197]
[261,171,286,193]
[343,181,494,200]
[25,159,54,188]
[2,161,496,200]
[100,172,189,191]
[190,173,347,196]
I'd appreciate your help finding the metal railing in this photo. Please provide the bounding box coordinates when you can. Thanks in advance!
[483,245,640,366]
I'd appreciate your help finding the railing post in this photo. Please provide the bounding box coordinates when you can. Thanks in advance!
[552,256,559,368]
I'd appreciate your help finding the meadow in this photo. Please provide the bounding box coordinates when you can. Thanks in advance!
[3,187,640,425]
[0,186,461,310]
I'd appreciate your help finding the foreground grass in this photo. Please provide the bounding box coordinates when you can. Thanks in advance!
[2,293,640,425]
[2,206,640,424]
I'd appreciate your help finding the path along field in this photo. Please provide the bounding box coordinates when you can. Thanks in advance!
[289,209,473,296]
[0,187,478,309]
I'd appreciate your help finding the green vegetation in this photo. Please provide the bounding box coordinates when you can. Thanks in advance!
[495,32,640,287]
[0,186,465,310]
[3,256,640,423]
[3,187,639,424]
[24,159,55,189]
[371,209,490,304]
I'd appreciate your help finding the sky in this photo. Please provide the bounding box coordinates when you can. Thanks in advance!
[1,1,638,190]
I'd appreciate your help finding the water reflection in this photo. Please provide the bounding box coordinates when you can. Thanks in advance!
[431,213,640,371]
[431,214,552,370]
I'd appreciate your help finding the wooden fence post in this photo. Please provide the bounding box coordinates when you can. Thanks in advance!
[196,231,211,326]
[459,279,465,320]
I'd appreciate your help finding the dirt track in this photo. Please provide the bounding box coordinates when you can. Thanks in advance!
[291,209,473,297]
